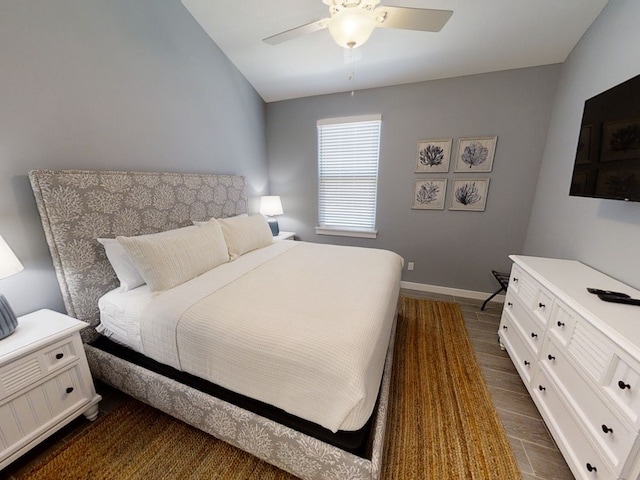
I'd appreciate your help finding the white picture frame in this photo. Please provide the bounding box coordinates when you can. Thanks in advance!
[412,179,447,210]
[416,139,452,173]
[454,136,497,172]
[449,178,490,211]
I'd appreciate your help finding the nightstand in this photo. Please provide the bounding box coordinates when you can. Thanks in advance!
[274,231,296,241]
[0,309,101,469]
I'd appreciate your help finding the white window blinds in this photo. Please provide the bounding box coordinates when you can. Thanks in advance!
[317,115,381,237]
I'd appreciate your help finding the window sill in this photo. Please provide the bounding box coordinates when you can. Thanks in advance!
[315,227,377,239]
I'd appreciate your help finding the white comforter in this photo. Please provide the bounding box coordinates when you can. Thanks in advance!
[100,241,403,432]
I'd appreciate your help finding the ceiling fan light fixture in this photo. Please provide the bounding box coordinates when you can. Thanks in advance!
[328,7,377,48]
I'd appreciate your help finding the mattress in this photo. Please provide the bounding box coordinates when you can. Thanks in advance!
[97,240,402,433]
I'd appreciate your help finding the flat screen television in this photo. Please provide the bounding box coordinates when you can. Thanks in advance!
[569,73,640,202]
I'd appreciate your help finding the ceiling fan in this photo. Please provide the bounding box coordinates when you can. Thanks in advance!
[263,0,453,49]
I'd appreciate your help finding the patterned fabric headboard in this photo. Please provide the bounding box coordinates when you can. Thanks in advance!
[29,169,247,332]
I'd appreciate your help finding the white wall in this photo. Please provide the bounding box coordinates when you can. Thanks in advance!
[267,66,560,294]
[0,0,268,315]
[524,0,640,289]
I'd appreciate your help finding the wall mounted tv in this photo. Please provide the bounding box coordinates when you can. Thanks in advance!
[570,73,640,202]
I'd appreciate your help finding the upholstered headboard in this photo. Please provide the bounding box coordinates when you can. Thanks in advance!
[29,169,247,332]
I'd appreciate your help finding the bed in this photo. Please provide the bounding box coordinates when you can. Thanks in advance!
[28,169,402,480]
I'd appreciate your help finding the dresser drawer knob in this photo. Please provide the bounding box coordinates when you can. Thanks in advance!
[65,387,74,394]
[531,332,538,339]
[538,385,546,392]
[507,302,513,307]
[601,424,613,434]
[524,360,530,366]
[513,277,519,283]
[55,353,64,360]
[586,463,597,473]
[538,302,546,309]
[557,321,565,328]
[618,380,631,390]
[547,354,556,361]
[502,325,508,330]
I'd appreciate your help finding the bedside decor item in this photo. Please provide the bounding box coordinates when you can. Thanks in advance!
[0,235,24,340]
[415,138,452,173]
[412,179,447,210]
[259,195,284,236]
[454,136,497,172]
[449,178,490,211]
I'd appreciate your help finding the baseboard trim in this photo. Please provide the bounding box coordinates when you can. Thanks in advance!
[400,281,505,305]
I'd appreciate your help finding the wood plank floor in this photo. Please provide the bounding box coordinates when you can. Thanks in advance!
[3,290,575,479]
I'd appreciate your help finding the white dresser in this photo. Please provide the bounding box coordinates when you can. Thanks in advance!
[0,309,101,470]
[499,256,640,480]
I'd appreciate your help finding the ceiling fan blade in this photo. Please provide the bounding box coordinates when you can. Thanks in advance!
[375,6,453,32]
[263,18,329,45]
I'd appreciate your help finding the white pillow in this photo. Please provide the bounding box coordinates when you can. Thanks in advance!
[97,238,146,292]
[116,220,229,291]
[217,214,274,260]
[192,213,247,227]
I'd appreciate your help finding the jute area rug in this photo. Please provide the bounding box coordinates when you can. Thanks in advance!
[19,297,520,479]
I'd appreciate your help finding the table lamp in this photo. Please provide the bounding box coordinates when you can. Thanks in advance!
[0,235,24,339]
[259,196,284,236]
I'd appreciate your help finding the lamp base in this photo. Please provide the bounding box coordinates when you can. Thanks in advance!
[0,294,18,340]
[267,217,280,236]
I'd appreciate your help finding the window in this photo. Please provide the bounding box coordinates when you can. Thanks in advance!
[316,114,381,239]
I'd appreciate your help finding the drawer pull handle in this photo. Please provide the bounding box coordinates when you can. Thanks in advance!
[507,302,513,307]
[538,385,546,392]
[601,424,613,434]
[524,360,530,366]
[531,332,538,338]
[557,321,565,328]
[55,353,64,360]
[547,354,556,361]
[586,463,597,473]
[513,277,519,283]
[502,325,508,330]
[538,302,546,309]
[618,380,631,390]
[65,387,74,394]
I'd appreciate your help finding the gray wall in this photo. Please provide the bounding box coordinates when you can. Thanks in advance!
[524,0,640,290]
[267,66,561,294]
[0,0,268,316]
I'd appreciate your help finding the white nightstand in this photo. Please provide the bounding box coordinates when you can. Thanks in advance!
[273,231,296,241]
[0,309,101,469]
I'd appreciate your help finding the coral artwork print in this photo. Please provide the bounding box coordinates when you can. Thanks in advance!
[454,136,497,172]
[416,139,452,173]
[450,179,490,211]
[412,179,447,210]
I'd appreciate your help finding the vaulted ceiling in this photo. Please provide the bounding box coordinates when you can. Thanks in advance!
[181,0,609,103]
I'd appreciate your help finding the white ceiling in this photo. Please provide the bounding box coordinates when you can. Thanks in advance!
[181,0,609,103]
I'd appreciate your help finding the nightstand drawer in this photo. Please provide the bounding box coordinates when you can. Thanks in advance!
[0,364,89,458]
[0,336,79,400]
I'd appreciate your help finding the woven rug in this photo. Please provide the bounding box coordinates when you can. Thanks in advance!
[19,298,520,480]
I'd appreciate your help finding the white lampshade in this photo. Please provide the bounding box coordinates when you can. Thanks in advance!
[328,7,377,48]
[259,196,284,216]
[0,235,24,280]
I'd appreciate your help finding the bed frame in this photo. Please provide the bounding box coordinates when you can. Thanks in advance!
[29,169,396,480]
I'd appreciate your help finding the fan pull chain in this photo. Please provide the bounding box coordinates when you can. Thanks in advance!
[348,47,355,97]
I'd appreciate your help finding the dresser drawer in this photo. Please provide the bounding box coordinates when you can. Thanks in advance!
[0,364,89,459]
[0,336,78,400]
[532,368,617,480]
[508,264,554,326]
[503,292,545,355]
[603,351,640,428]
[499,310,537,384]
[541,337,635,474]
[548,299,578,347]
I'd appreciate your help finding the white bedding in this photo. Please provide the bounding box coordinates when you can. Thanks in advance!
[98,241,402,433]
